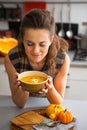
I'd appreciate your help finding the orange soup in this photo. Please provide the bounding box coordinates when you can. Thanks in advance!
[20,75,47,84]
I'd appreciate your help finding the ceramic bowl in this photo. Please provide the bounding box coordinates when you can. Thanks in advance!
[18,71,48,93]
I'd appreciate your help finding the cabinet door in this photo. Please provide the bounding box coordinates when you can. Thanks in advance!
[65,67,87,100]
[69,67,87,80]
[0,64,11,95]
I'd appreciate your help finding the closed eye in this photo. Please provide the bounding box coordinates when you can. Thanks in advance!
[25,40,47,47]
[26,41,34,46]
[39,42,47,47]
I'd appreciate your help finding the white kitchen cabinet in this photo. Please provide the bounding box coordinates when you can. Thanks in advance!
[65,67,87,100]
[0,63,11,95]
[69,67,87,80]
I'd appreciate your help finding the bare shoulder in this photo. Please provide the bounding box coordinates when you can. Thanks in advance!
[4,55,16,74]
[4,55,11,68]
[64,53,70,65]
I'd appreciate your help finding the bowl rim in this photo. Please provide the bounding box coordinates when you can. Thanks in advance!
[18,71,48,85]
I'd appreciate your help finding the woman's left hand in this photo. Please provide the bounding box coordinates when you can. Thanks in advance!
[41,76,54,94]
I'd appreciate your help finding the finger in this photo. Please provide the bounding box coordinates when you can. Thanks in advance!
[42,87,48,94]
[38,91,44,94]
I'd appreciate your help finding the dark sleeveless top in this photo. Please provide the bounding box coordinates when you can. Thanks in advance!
[8,46,66,96]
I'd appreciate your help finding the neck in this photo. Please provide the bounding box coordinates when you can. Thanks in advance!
[29,59,46,71]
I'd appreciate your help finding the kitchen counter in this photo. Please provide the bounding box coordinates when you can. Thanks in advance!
[68,51,87,68]
[0,95,87,130]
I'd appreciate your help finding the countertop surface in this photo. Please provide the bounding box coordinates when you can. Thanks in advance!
[68,51,87,68]
[0,95,87,130]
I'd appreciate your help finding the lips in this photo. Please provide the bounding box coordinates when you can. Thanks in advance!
[32,54,41,57]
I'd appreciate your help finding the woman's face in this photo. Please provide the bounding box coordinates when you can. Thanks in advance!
[23,28,52,63]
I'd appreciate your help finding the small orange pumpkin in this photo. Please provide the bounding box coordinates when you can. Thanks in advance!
[45,104,65,120]
[58,109,73,124]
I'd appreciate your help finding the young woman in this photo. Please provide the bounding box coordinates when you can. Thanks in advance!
[4,9,70,108]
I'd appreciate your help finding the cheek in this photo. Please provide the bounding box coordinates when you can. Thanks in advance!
[23,45,30,55]
[42,46,50,55]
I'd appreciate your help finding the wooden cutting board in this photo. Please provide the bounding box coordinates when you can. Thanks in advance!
[10,109,75,130]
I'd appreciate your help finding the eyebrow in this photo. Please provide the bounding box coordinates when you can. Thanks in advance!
[25,40,34,43]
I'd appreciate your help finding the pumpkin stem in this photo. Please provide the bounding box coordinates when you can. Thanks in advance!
[64,109,67,112]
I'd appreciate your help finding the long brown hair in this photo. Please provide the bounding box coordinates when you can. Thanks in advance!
[18,9,69,76]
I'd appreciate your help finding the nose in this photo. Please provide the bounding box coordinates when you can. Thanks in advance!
[33,45,40,53]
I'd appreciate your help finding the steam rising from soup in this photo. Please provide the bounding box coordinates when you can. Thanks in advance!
[20,75,47,84]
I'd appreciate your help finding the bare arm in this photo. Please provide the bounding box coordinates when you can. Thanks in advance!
[4,55,29,108]
[45,53,70,104]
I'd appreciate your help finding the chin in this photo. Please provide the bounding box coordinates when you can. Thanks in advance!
[31,58,42,63]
